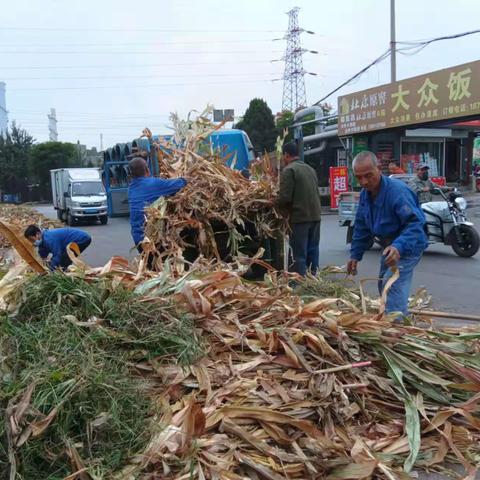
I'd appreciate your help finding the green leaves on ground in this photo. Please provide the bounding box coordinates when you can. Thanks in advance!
[0,273,202,478]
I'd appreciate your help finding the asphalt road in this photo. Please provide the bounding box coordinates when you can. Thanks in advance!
[35,204,480,316]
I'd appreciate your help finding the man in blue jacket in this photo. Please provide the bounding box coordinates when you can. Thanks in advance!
[127,157,187,249]
[24,225,91,271]
[346,151,428,315]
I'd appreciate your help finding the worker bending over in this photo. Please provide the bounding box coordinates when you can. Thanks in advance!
[24,225,91,271]
[347,151,428,316]
[127,157,187,251]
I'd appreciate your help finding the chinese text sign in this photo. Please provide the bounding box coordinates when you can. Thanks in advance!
[338,60,480,136]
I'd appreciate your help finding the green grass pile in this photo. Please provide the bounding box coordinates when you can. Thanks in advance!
[0,273,202,479]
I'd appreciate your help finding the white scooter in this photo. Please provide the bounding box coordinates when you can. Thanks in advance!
[422,188,479,257]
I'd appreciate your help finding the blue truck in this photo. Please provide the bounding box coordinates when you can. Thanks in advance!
[103,129,254,217]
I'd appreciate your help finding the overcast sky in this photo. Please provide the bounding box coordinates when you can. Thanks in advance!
[2,0,480,149]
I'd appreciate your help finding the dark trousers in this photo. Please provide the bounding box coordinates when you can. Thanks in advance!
[59,239,91,269]
[289,221,321,276]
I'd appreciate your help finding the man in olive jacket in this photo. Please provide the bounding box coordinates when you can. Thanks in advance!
[278,142,322,275]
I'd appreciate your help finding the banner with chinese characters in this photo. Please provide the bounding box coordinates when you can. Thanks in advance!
[338,60,480,136]
[329,166,349,209]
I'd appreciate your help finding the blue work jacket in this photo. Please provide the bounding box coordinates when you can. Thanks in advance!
[128,176,187,246]
[351,176,428,261]
[38,228,91,270]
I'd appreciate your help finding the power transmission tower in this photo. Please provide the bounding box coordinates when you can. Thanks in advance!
[281,7,316,111]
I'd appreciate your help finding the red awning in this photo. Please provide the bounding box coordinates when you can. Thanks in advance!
[452,120,480,127]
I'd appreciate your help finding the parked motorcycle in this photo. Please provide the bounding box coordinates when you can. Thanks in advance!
[339,186,479,257]
[422,188,479,257]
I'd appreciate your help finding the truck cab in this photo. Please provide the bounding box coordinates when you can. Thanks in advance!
[51,168,108,225]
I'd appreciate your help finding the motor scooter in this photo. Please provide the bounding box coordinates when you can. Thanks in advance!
[422,188,479,257]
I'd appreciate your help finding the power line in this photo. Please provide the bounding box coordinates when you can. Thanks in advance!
[0,27,283,32]
[313,49,391,105]
[0,59,276,70]
[2,72,280,81]
[10,78,275,92]
[396,29,480,57]
[9,110,172,117]
[397,28,480,47]
[0,49,282,55]
[313,28,480,105]
[0,39,275,47]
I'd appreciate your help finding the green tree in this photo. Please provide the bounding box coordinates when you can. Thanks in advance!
[29,142,78,200]
[235,98,277,153]
[0,122,35,201]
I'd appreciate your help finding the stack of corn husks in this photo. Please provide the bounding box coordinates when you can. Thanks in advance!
[141,108,286,267]
[1,260,479,479]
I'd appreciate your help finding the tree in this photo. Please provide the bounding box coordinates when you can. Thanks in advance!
[29,142,79,200]
[0,122,35,201]
[235,98,277,153]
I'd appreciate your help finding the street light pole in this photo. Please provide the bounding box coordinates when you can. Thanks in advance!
[390,0,397,82]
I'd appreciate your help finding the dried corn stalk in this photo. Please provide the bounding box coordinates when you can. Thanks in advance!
[141,108,286,269]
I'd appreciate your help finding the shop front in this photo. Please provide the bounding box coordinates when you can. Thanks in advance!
[356,126,476,185]
[338,59,480,187]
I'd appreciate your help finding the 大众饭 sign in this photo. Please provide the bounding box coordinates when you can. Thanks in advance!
[338,60,480,136]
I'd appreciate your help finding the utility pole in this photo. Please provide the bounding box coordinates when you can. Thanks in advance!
[100,133,103,151]
[390,0,396,82]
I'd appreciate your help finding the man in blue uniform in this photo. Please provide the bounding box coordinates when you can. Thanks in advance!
[346,151,428,315]
[24,225,91,270]
[127,157,187,249]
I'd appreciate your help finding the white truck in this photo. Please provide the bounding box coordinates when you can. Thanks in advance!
[50,168,108,225]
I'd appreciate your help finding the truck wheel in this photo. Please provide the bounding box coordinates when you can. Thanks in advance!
[57,210,63,221]
[451,225,480,257]
[100,215,108,225]
[67,212,75,226]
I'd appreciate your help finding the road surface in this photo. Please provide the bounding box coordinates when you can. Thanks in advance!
[35,204,480,316]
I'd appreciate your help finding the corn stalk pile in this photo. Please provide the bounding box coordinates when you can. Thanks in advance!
[141,108,286,267]
[0,204,61,249]
[1,257,480,479]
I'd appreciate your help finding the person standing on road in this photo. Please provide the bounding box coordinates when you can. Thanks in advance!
[278,142,322,276]
[409,163,450,204]
[127,157,187,251]
[24,225,91,271]
[346,151,428,315]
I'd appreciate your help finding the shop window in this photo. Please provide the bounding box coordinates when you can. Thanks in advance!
[401,140,444,177]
